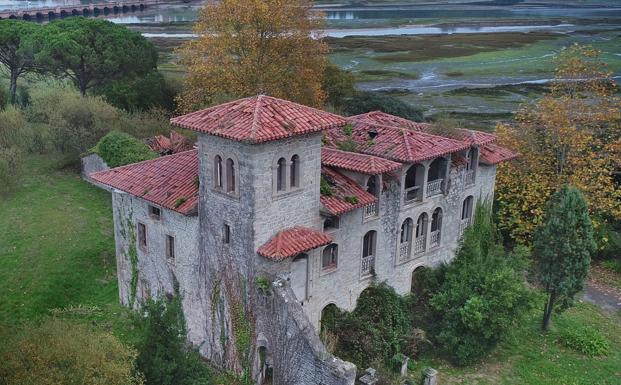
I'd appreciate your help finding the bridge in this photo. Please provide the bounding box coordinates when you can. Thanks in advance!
[0,1,173,21]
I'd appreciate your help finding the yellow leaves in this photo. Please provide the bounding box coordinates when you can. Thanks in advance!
[177,0,327,112]
[495,45,621,243]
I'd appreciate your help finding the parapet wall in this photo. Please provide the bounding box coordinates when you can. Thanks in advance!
[255,279,356,385]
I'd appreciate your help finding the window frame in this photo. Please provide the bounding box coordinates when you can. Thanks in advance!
[148,205,161,221]
[362,230,377,258]
[223,223,231,244]
[321,244,338,271]
[137,222,147,250]
[166,234,175,262]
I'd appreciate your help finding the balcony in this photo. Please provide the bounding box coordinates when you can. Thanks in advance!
[403,186,421,204]
[413,236,426,255]
[426,179,443,197]
[459,218,472,236]
[364,202,378,218]
[361,255,375,276]
[464,170,475,186]
[430,230,441,248]
[398,242,410,261]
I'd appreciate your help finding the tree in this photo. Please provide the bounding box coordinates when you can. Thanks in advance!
[97,70,177,112]
[342,91,424,121]
[495,44,621,242]
[430,202,534,365]
[534,185,595,331]
[178,0,327,111]
[0,20,41,104]
[37,18,157,96]
[0,319,143,385]
[323,63,356,111]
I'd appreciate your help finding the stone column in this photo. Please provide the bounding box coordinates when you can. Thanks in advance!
[422,367,438,385]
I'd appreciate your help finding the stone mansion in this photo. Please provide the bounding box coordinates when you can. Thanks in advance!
[90,95,516,384]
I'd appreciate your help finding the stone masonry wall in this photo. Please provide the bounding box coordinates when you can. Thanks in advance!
[81,153,109,183]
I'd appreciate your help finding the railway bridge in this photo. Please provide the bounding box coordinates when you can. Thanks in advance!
[0,0,171,21]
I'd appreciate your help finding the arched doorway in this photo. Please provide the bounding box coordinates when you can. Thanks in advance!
[411,266,428,297]
[320,303,340,333]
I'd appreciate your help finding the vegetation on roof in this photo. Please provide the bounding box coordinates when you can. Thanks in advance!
[92,131,157,168]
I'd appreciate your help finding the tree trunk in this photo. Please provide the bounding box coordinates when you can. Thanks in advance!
[9,69,18,105]
[542,293,555,331]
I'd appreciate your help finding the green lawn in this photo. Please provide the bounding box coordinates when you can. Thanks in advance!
[0,155,135,335]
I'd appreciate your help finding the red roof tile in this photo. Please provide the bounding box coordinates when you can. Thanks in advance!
[456,129,497,146]
[170,95,346,144]
[320,167,377,216]
[321,147,401,175]
[480,143,519,165]
[91,150,199,215]
[348,111,429,131]
[326,119,469,163]
[258,227,333,260]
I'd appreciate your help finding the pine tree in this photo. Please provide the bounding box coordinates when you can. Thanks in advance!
[534,185,596,331]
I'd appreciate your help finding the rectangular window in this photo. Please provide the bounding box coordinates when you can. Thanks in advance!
[223,224,230,244]
[149,205,161,220]
[138,222,147,250]
[323,216,339,231]
[322,244,338,270]
[166,235,175,261]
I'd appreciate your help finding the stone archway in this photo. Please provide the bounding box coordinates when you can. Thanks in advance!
[410,266,428,296]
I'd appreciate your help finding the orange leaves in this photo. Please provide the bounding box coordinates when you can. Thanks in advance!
[495,44,621,243]
[177,0,327,112]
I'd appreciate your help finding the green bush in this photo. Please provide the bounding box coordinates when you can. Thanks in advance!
[326,283,412,369]
[98,70,177,112]
[559,326,609,356]
[429,203,535,365]
[342,91,424,122]
[94,131,157,168]
[0,318,143,385]
[0,146,22,194]
[134,297,212,385]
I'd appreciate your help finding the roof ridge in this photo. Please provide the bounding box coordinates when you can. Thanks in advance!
[249,95,264,142]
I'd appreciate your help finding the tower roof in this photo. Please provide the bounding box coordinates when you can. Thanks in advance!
[170,95,346,144]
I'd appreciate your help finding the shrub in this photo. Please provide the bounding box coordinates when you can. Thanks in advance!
[429,202,534,365]
[0,318,143,385]
[94,131,157,168]
[0,146,22,194]
[559,326,609,356]
[135,297,212,385]
[0,106,28,149]
[326,283,412,369]
[342,91,424,122]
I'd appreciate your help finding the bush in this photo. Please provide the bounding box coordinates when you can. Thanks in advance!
[94,131,157,168]
[0,146,23,194]
[559,326,609,356]
[0,318,143,385]
[98,70,177,112]
[27,84,122,155]
[429,203,534,365]
[135,297,212,385]
[326,283,412,369]
[342,91,424,122]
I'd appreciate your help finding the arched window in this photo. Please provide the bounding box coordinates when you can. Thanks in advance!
[362,231,377,276]
[214,155,222,188]
[466,148,476,171]
[430,208,442,247]
[399,218,413,261]
[366,175,378,197]
[290,154,300,188]
[404,164,424,203]
[427,158,447,197]
[226,158,236,193]
[322,244,338,270]
[414,213,428,254]
[276,157,286,192]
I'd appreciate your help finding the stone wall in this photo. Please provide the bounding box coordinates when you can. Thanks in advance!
[254,278,356,385]
[81,153,109,182]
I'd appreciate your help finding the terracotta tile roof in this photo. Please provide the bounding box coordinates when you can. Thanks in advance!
[321,147,401,175]
[480,143,519,165]
[455,129,497,146]
[257,227,333,260]
[348,111,429,131]
[146,131,194,155]
[325,119,469,163]
[320,167,377,216]
[91,150,199,215]
[170,95,346,144]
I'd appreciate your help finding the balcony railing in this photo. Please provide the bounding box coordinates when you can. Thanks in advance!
[459,218,472,236]
[426,179,443,197]
[364,202,378,218]
[464,170,475,186]
[413,236,426,254]
[361,255,375,276]
[398,242,410,261]
[430,230,441,248]
[403,186,421,203]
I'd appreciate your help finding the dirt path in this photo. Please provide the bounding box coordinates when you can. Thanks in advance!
[582,280,621,313]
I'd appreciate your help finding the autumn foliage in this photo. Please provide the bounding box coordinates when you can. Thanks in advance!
[495,44,621,243]
[178,0,328,111]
